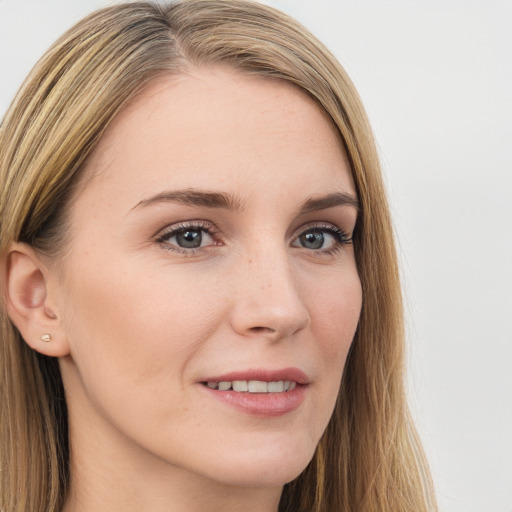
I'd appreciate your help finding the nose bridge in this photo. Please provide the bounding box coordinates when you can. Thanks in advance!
[230,241,310,339]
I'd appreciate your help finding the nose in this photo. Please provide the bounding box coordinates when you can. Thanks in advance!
[228,248,311,341]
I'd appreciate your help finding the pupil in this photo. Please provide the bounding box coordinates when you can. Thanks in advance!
[301,231,324,249]
[177,229,202,248]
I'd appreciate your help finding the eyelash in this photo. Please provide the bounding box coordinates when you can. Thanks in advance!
[156,220,219,255]
[295,223,353,256]
[155,220,353,256]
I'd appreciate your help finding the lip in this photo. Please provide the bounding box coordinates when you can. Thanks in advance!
[199,367,309,418]
[201,367,309,385]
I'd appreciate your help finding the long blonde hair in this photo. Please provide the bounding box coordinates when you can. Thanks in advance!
[0,1,436,511]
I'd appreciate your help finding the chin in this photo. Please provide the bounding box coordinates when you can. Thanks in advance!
[193,436,317,488]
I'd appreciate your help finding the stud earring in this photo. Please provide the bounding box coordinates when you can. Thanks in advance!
[40,333,52,342]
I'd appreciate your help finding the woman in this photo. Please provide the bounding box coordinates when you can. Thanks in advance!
[0,1,436,511]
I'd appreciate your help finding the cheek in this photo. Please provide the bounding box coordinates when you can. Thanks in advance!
[58,259,232,453]
[60,257,224,397]
[305,268,362,423]
[310,269,362,359]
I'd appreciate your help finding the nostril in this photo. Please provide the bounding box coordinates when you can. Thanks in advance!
[249,326,276,334]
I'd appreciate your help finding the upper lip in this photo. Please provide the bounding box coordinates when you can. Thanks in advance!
[200,367,309,385]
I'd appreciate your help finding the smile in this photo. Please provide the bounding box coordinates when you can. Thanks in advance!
[203,380,298,393]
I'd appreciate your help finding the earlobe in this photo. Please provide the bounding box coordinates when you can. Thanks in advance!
[4,243,69,357]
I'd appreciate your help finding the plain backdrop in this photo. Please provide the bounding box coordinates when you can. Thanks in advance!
[1,1,511,511]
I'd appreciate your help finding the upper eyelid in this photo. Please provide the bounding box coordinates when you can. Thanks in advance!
[156,220,346,234]
[155,220,349,239]
[291,221,349,238]
[155,220,217,240]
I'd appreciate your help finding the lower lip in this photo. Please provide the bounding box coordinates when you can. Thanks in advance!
[201,384,307,418]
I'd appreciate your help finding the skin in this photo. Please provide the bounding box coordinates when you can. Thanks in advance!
[11,67,362,511]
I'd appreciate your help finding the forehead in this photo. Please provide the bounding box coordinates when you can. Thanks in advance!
[78,66,354,209]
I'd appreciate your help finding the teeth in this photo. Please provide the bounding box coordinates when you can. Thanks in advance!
[267,381,284,392]
[248,380,268,393]
[232,380,248,392]
[204,380,299,393]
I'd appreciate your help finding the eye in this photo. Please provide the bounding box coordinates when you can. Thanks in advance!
[291,224,352,253]
[298,230,328,250]
[156,221,218,253]
[172,228,209,248]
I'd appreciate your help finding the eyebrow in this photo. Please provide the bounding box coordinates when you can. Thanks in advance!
[132,188,359,213]
[132,189,244,211]
[299,192,360,214]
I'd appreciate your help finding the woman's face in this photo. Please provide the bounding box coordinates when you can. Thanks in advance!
[54,67,362,488]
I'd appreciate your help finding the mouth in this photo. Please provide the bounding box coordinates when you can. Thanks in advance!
[202,380,298,393]
[198,368,308,417]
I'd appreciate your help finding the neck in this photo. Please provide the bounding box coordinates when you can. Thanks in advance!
[61,397,282,512]
[63,467,282,512]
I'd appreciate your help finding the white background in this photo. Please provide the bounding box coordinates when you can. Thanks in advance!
[1,1,511,511]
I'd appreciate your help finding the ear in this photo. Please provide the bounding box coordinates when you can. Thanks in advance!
[3,243,70,357]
